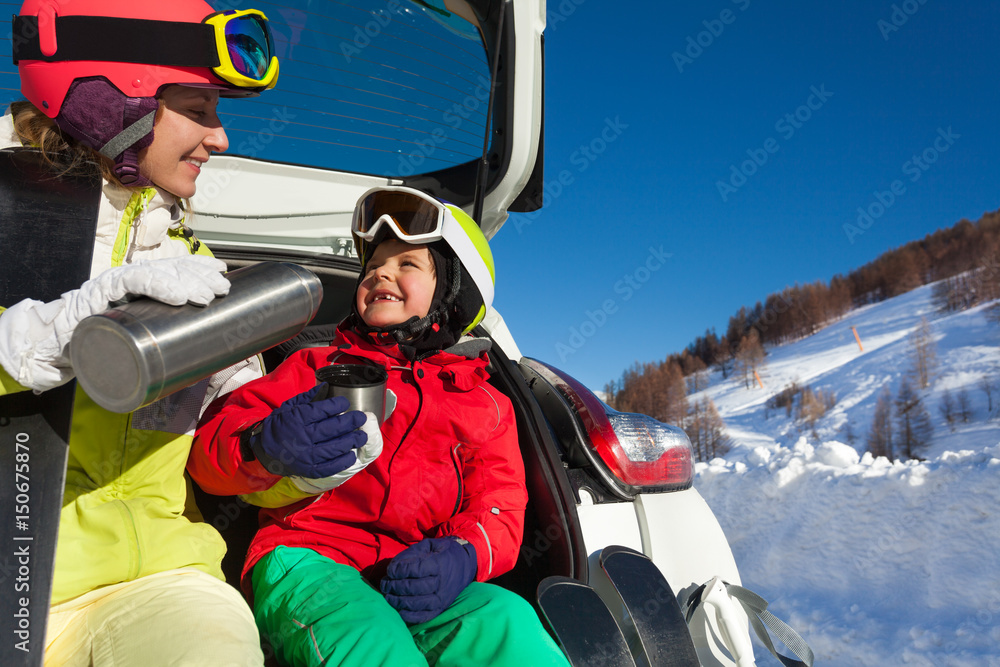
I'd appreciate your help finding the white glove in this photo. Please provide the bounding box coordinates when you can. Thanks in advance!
[291,411,384,494]
[0,255,229,392]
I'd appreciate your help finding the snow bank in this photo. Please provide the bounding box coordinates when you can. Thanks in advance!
[696,438,1000,666]
[682,284,1000,665]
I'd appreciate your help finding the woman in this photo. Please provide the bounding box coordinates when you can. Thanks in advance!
[0,1,279,663]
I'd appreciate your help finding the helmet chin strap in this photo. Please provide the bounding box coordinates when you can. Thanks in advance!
[350,254,464,354]
[355,312,442,347]
[100,98,158,186]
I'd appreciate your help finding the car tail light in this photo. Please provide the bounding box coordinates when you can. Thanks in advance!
[522,358,693,492]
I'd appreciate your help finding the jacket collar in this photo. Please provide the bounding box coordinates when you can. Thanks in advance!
[103,182,184,251]
[331,327,492,392]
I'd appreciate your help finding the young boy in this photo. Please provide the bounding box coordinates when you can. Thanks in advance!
[189,187,570,666]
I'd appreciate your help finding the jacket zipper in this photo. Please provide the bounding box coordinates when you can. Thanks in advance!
[113,188,154,266]
[378,365,423,520]
[104,191,157,581]
[450,443,464,517]
[116,412,143,579]
[123,199,146,264]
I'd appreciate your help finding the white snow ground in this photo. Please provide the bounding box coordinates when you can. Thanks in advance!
[689,282,1000,666]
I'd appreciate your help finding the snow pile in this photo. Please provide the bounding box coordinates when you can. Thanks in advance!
[697,440,1000,666]
[688,283,1000,666]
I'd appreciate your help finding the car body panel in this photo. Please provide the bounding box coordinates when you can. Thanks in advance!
[573,477,752,667]
[636,491,752,667]
[191,156,384,257]
[577,490,753,667]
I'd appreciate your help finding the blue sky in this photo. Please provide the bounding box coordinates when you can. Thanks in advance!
[1,1,994,394]
[489,0,1000,392]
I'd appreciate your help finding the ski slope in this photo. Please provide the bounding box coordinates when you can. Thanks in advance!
[690,283,1000,666]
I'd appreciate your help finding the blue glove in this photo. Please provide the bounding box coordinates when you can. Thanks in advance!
[243,386,368,478]
[380,537,478,624]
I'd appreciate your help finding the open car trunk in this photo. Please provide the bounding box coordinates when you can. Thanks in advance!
[0,1,769,663]
[191,250,589,608]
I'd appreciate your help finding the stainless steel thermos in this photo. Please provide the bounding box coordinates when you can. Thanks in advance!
[70,262,323,413]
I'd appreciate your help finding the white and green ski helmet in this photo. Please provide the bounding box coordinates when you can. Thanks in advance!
[352,186,495,336]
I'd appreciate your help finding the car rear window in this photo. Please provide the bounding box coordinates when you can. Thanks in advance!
[0,0,493,178]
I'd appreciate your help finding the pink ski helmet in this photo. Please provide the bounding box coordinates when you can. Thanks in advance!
[13,0,278,184]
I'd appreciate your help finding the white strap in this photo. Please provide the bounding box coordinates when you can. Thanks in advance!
[681,579,815,667]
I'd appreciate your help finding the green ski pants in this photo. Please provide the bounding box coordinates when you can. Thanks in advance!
[251,546,571,667]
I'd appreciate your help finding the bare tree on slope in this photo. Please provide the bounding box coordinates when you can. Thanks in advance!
[907,317,937,390]
[866,385,895,461]
[895,377,933,460]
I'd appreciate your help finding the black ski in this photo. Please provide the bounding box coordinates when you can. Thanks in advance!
[537,575,638,667]
[599,545,701,667]
[0,148,102,666]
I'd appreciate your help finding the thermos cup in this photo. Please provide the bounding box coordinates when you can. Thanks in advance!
[70,262,323,413]
[314,364,388,425]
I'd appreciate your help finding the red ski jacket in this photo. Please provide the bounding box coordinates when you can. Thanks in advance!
[189,328,527,590]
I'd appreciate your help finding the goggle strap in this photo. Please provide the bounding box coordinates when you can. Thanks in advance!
[439,214,495,312]
[12,15,218,68]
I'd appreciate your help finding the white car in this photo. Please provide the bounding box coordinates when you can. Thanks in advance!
[189,2,761,665]
[1,0,760,664]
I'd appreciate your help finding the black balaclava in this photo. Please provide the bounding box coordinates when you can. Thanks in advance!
[346,233,483,359]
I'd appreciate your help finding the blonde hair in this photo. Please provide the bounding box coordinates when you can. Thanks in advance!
[10,100,118,182]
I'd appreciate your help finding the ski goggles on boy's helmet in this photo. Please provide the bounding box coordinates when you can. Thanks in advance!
[12,7,278,115]
[352,186,496,320]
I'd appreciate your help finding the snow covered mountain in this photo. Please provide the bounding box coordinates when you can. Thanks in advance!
[690,281,1000,666]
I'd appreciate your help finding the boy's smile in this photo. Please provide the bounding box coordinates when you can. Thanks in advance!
[357,239,437,328]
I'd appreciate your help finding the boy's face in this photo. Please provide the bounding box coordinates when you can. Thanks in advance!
[356,239,437,328]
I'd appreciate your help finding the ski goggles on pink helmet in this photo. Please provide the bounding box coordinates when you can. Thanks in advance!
[13,3,278,117]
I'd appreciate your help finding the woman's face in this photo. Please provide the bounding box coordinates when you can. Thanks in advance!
[138,85,228,198]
